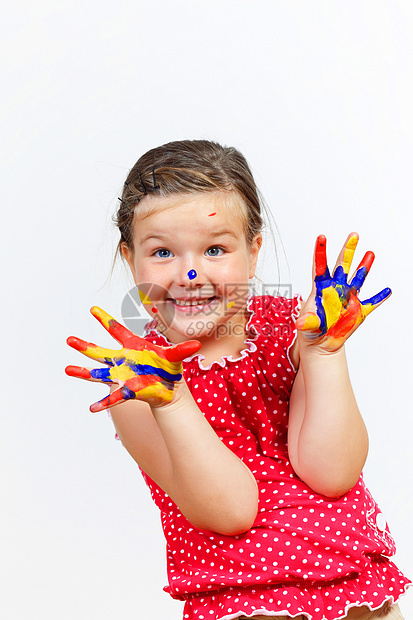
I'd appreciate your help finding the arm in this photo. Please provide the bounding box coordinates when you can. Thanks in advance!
[110,380,259,535]
[287,233,390,498]
[288,342,369,497]
[67,307,258,535]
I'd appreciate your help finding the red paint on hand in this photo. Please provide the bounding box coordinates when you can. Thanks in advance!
[355,251,375,275]
[315,235,327,276]
[163,340,201,362]
[67,336,89,352]
[90,374,164,413]
[65,365,91,379]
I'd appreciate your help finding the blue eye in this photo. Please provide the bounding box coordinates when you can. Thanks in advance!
[206,246,224,257]
[154,248,173,258]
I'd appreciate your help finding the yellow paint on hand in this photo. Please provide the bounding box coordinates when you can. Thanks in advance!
[138,383,174,403]
[361,301,375,319]
[342,235,358,274]
[91,306,112,329]
[322,287,342,330]
[110,363,136,382]
[127,348,183,375]
[301,314,320,331]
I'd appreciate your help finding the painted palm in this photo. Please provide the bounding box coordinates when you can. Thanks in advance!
[296,234,391,350]
[66,306,201,412]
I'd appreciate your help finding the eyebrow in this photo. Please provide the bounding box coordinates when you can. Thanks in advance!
[206,229,238,239]
[139,233,169,244]
[139,229,238,244]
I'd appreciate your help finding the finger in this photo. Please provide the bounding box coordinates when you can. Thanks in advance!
[163,340,202,362]
[66,365,92,379]
[349,251,375,291]
[91,306,141,348]
[90,385,130,413]
[296,312,321,333]
[314,235,328,278]
[65,365,116,383]
[342,233,359,274]
[332,233,358,283]
[361,287,392,317]
[90,367,114,382]
[89,374,174,412]
[66,336,116,365]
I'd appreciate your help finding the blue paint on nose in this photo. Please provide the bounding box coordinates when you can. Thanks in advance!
[187,269,197,280]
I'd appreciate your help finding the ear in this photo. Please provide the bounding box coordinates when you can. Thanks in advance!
[248,233,263,279]
[121,243,138,284]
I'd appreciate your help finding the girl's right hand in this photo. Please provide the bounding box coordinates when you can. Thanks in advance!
[296,233,391,353]
[65,306,201,412]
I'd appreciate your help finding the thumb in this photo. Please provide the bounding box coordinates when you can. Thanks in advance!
[296,313,321,333]
[164,340,202,362]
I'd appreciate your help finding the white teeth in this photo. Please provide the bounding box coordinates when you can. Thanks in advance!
[173,297,214,307]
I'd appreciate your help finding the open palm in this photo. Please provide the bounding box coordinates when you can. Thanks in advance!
[296,233,391,351]
[66,306,201,411]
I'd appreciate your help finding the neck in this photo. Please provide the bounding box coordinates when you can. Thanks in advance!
[162,306,251,366]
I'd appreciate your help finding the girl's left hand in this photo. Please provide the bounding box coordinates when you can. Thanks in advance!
[296,233,391,352]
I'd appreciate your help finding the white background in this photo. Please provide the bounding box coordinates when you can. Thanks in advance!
[1,1,412,618]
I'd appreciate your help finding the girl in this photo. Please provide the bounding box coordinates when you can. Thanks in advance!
[66,140,411,620]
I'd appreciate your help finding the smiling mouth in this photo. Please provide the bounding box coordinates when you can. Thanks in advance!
[168,296,217,307]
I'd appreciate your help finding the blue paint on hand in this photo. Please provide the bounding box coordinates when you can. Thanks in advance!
[128,362,183,382]
[361,287,391,307]
[120,386,136,400]
[91,368,113,382]
[350,266,369,292]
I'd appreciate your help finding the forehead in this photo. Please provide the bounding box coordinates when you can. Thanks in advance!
[134,190,247,224]
[132,192,250,248]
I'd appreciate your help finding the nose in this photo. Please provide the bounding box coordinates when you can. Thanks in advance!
[175,257,205,289]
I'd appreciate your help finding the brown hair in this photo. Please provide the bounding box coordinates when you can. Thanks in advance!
[114,140,264,260]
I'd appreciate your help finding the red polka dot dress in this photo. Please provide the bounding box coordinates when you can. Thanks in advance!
[140,295,411,620]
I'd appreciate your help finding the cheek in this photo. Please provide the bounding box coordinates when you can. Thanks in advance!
[221,283,250,313]
[136,260,170,287]
[135,260,152,280]
[136,281,169,306]
[215,260,251,291]
[225,282,249,310]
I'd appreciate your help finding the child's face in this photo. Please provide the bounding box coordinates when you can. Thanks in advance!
[122,191,262,344]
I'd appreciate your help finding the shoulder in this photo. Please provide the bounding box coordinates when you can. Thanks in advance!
[247,294,301,333]
[247,294,301,369]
